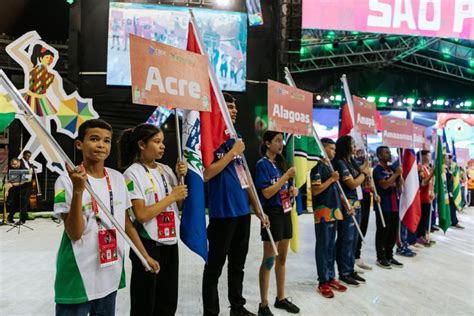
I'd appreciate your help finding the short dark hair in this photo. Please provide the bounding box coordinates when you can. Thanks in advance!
[321,137,335,146]
[77,119,112,141]
[23,150,32,156]
[223,92,236,103]
[376,146,389,158]
[420,150,430,156]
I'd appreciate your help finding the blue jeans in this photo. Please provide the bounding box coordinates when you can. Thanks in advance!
[56,291,117,316]
[336,202,361,277]
[315,221,337,284]
[398,222,409,249]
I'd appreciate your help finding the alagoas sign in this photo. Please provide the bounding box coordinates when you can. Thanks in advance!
[267,80,313,136]
[130,34,211,112]
[352,96,377,135]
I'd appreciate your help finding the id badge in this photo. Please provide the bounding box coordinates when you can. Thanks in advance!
[356,186,363,200]
[233,156,249,189]
[98,228,118,268]
[157,209,177,242]
[280,188,292,213]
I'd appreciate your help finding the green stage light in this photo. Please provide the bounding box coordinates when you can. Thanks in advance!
[327,31,336,39]
[367,96,375,102]
[378,96,388,103]
[466,101,472,107]
[435,99,444,106]
[335,95,342,101]
[407,98,415,105]
[323,43,333,51]
[469,59,474,68]
[300,46,309,58]
[442,48,451,59]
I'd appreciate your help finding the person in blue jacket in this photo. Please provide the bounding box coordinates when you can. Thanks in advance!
[255,131,300,316]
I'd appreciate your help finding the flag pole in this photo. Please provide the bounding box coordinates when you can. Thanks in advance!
[174,109,184,185]
[340,74,385,228]
[284,68,365,243]
[189,10,279,256]
[0,70,152,271]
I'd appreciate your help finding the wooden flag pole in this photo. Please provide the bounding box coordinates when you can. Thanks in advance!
[174,109,184,185]
[284,68,365,243]
[0,70,152,271]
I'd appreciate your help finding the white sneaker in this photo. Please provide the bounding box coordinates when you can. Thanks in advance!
[356,258,373,270]
[354,266,365,274]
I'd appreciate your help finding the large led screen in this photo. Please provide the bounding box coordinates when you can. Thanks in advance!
[302,0,474,41]
[107,2,248,92]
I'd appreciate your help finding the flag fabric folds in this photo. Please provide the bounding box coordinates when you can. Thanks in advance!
[186,21,229,168]
[399,148,422,233]
[285,134,321,252]
[451,140,462,211]
[0,91,16,133]
[435,135,451,232]
[181,110,208,262]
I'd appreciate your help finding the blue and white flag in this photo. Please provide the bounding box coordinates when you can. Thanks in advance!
[180,110,208,262]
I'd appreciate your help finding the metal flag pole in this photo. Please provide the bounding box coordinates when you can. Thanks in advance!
[174,109,184,185]
[189,10,278,256]
[0,70,152,271]
[340,74,385,228]
[284,68,365,243]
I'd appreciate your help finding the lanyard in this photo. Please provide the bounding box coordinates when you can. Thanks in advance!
[82,165,114,226]
[140,163,170,203]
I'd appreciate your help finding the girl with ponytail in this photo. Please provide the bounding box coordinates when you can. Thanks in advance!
[119,123,188,316]
[255,130,300,315]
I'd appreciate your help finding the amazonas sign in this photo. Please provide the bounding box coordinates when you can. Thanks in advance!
[302,0,474,41]
[382,116,414,148]
[130,34,211,112]
[413,123,427,149]
[267,80,313,136]
[353,96,377,135]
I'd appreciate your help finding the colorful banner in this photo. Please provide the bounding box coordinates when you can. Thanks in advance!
[352,96,377,135]
[130,34,211,112]
[5,31,97,174]
[267,80,313,136]
[413,123,426,149]
[302,0,474,41]
[382,116,413,148]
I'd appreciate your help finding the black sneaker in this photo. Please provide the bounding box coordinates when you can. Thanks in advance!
[389,258,404,268]
[274,297,300,314]
[351,272,366,284]
[257,304,273,316]
[339,275,360,287]
[230,306,256,316]
[376,259,392,269]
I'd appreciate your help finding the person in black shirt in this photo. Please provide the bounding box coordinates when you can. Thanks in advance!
[334,135,370,287]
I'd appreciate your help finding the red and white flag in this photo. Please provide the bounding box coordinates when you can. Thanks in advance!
[399,148,422,233]
[187,19,229,168]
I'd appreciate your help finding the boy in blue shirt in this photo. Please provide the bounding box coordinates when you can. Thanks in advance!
[311,138,346,298]
[202,93,268,316]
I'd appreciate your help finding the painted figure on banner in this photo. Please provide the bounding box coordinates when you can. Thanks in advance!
[6,31,98,174]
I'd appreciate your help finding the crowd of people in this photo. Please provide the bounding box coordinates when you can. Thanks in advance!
[35,92,467,316]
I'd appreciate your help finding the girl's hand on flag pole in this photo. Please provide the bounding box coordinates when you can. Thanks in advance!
[285,167,296,179]
[231,139,245,156]
[175,160,188,178]
[144,255,160,274]
[260,213,270,228]
[374,195,381,203]
[290,186,298,197]
[170,185,188,202]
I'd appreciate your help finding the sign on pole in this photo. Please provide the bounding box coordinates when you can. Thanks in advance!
[267,80,313,136]
[382,116,414,148]
[130,34,211,112]
[352,96,377,135]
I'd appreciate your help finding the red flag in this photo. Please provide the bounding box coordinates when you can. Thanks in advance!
[338,103,353,137]
[376,110,382,132]
[186,22,228,168]
[399,148,422,233]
